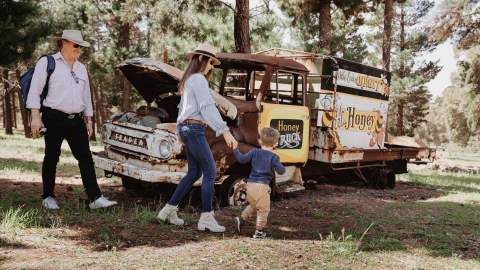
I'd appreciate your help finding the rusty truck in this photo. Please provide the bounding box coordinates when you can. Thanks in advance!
[92,50,434,206]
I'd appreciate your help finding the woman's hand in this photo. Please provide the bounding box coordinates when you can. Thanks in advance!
[223,130,238,149]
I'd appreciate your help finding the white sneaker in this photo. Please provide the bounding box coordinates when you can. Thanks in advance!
[198,211,225,233]
[89,195,117,209]
[157,204,184,226]
[42,196,59,210]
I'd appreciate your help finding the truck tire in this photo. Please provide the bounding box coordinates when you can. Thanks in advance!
[220,175,249,207]
[362,168,395,189]
[385,169,396,189]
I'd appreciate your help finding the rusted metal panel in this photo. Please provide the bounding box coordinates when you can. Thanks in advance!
[156,123,177,134]
[216,53,309,73]
[111,120,155,133]
[93,152,186,184]
[95,151,231,186]
[385,135,428,148]
[309,147,423,164]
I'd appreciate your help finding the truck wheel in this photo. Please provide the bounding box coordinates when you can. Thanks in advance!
[221,175,249,207]
[385,169,396,189]
[376,169,396,189]
[362,168,395,189]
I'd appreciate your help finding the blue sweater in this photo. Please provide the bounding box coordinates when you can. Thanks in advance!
[233,148,286,185]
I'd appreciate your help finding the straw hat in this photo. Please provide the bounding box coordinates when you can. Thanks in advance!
[187,43,221,65]
[55,29,90,47]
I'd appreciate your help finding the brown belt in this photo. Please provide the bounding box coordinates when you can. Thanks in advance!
[181,119,207,127]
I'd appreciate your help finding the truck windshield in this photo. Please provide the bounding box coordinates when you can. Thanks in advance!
[214,68,305,105]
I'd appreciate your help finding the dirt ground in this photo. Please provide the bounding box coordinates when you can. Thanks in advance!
[0,175,445,257]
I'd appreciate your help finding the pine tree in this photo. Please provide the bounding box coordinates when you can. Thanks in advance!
[0,0,51,135]
[387,0,439,136]
[277,0,374,61]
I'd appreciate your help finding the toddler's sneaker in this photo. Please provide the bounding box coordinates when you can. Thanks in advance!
[253,230,272,239]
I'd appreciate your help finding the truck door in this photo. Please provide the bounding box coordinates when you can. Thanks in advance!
[259,102,310,163]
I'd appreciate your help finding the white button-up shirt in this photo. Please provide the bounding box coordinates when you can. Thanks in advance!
[26,52,94,117]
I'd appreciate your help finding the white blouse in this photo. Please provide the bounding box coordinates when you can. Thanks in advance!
[177,73,229,137]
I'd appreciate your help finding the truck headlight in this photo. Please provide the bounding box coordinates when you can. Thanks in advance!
[159,140,172,158]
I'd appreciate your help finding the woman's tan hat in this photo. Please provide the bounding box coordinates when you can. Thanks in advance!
[55,29,90,47]
[187,43,221,65]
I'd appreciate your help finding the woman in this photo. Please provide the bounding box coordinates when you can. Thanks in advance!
[157,44,238,233]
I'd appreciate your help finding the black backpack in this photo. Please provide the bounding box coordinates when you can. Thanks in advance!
[19,55,56,110]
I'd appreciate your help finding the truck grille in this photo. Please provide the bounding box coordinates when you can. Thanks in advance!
[109,130,148,149]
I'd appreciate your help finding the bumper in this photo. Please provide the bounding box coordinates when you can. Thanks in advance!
[93,152,305,192]
[93,152,186,184]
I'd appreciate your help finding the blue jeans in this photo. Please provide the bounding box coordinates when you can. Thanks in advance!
[168,124,216,212]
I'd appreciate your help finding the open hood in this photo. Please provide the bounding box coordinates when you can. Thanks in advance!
[118,57,238,120]
[117,58,183,103]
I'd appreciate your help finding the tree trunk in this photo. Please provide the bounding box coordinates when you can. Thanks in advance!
[146,10,152,57]
[15,69,31,137]
[163,48,169,63]
[98,83,108,122]
[91,115,97,141]
[1,91,4,128]
[3,69,13,135]
[91,78,102,133]
[383,0,393,72]
[234,0,251,53]
[319,0,332,54]
[119,22,131,111]
[11,90,17,129]
[399,5,406,77]
[397,102,404,136]
[396,4,406,135]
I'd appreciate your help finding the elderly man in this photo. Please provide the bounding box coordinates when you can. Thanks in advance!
[27,30,117,210]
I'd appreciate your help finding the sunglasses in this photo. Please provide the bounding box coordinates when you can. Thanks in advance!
[73,44,82,48]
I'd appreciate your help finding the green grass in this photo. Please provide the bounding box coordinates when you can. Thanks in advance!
[133,204,158,225]
[405,170,480,193]
[0,207,41,231]
[356,201,480,256]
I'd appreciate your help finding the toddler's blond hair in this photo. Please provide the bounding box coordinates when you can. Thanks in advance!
[260,127,280,147]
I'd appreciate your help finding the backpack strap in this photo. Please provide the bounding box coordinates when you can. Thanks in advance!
[39,54,56,108]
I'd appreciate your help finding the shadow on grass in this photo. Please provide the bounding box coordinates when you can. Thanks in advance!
[0,237,30,249]
[0,157,80,177]
[0,177,479,260]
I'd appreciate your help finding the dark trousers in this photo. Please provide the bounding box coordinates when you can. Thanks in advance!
[168,123,216,212]
[41,108,102,201]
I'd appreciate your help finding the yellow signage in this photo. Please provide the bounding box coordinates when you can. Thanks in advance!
[337,69,390,96]
[339,107,378,132]
[259,103,310,163]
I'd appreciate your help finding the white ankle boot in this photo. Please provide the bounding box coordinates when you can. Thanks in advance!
[157,204,184,226]
[198,211,225,233]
